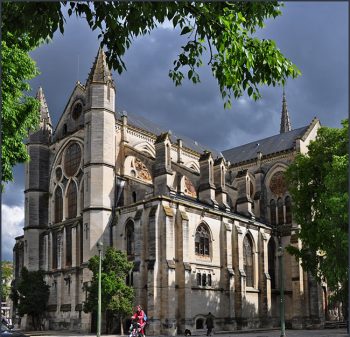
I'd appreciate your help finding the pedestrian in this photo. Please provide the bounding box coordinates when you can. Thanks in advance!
[205,312,214,336]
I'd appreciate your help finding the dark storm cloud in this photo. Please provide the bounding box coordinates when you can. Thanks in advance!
[4,2,348,258]
[25,2,347,157]
[6,2,348,200]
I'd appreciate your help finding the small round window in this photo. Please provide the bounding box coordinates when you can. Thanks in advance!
[72,102,82,120]
[64,143,81,177]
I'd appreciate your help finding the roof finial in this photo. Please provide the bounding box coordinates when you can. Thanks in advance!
[280,86,291,133]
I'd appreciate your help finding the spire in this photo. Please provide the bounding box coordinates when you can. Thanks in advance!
[36,87,52,131]
[280,87,291,133]
[86,47,115,87]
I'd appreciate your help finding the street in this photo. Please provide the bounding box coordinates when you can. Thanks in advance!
[25,329,348,337]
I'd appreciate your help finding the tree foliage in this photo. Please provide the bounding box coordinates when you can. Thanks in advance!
[1,32,40,182]
[10,267,50,330]
[1,261,13,301]
[2,2,300,110]
[285,120,348,302]
[84,247,134,332]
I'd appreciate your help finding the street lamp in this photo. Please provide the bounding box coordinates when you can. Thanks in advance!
[278,245,286,337]
[97,241,103,337]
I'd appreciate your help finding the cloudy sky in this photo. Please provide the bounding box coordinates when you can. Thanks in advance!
[3,2,348,261]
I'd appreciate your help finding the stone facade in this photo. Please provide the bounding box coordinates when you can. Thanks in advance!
[13,48,325,334]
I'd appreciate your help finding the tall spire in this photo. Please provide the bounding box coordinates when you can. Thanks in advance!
[36,87,52,131]
[86,47,115,87]
[280,87,291,133]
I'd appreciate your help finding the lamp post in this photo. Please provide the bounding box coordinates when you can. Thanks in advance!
[97,241,103,337]
[278,245,286,337]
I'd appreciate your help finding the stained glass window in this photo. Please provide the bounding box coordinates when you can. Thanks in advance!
[67,181,77,219]
[64,143,81,177]
[195,224,210,257]
[285,196,292,224]
[268,238,276,289]
[270,199,276,226]
[126,221,135,257]
[243,235,254,287]
[55,187,63,223]
[277,198,284,225]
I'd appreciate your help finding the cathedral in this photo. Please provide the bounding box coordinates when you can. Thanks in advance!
[13,48,325,334]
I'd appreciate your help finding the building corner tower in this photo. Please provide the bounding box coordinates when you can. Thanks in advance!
[24,87,52,271]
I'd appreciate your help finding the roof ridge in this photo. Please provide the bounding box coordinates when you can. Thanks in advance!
[222,125,309,153]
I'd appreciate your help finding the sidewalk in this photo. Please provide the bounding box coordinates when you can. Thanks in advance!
[24,328,348,337]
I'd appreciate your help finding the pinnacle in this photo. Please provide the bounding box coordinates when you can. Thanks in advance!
[280,87,291,133]
[86,46,115,87]
[36,87,52,129]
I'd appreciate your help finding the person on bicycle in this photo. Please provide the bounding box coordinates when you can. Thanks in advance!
[131,305,146,337]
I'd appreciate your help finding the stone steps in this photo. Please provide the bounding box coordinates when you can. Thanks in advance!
[324,321,347,329]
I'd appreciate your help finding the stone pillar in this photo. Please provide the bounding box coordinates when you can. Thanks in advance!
[258,230,272,324]
[133,207,144,304]
[162,203,177,335]
[44,234,49,271]
[177,139,184,164]
[214,158,230,211]
[289,229,304,328]
[235,170,253,217]
[146,204,161,335]
[223,221,235,329]
[234,222,245,327]
[153,132,173,196]
[176,207,193,333]
[72,224,78,267]
[198,151,218,208]
[120,111,128,176]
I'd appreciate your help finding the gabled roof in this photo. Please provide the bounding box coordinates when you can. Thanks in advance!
[222,125,310,165]
[115,110,222,158]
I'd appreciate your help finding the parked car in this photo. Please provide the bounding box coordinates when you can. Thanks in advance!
[0,324,28,337]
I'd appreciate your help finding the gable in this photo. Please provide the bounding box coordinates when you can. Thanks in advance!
[53,83,87,142]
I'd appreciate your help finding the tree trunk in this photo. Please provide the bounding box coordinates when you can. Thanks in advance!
[120,317,124,335]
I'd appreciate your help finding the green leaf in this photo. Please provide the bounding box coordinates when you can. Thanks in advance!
[180,26,191,35]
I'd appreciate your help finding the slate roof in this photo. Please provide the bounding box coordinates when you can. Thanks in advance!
[222,125,310,165]
[115,110,222,158]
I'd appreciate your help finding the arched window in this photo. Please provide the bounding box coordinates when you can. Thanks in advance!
[132,191,137,203]
[208,274,212,286]
[197,273,201,286]
[285,196,292,224]
[268,238,276,289]
[270,199,276,226]
[67,181,77,219]
[202,274,207,287]
[277,198,284,225]
[195,224,210,256]
[66,227,72,267]
[125,221,135,257]
[243,235,254,287]
[55,187,63,223]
